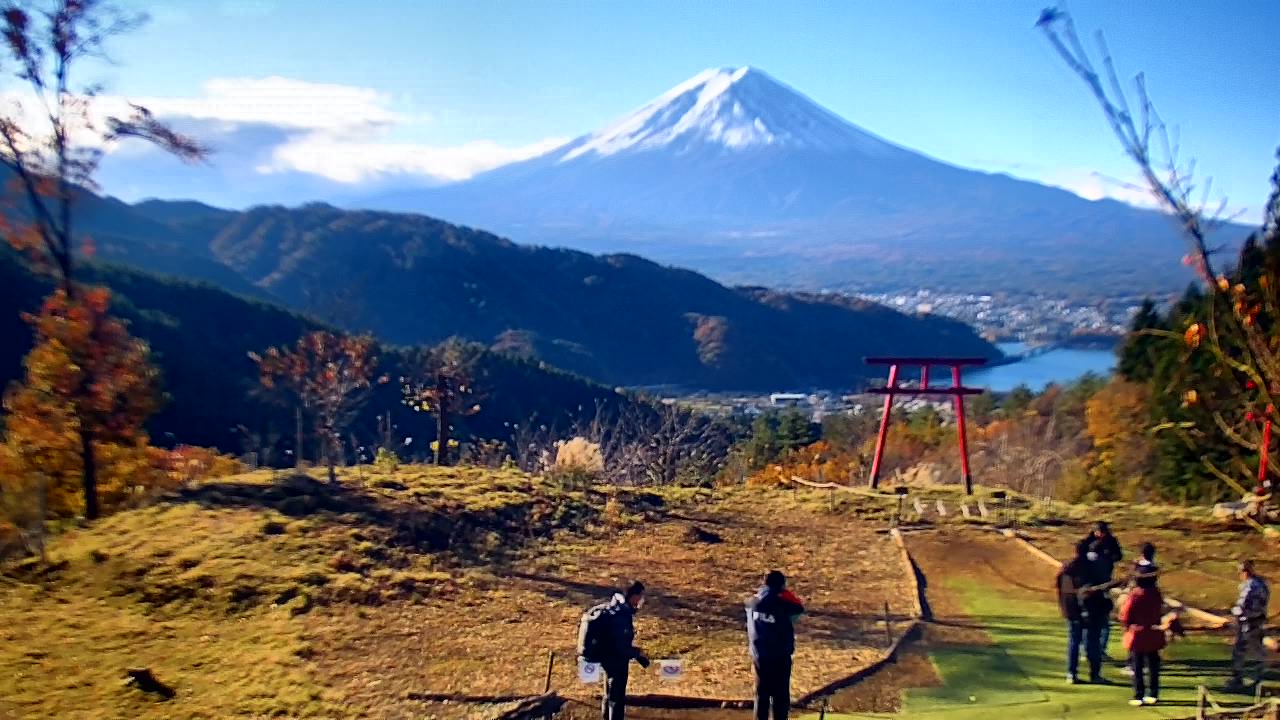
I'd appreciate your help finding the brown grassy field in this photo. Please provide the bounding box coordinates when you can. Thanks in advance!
[0,468,915,720]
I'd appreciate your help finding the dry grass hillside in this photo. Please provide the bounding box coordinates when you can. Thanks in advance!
[0,466,919,720]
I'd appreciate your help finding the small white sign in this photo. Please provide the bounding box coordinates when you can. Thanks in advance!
[658,659,683,681]
[579,660,601,684]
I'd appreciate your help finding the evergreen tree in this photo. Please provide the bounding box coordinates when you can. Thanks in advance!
[742,413,780,468]
[776,409,816,453]
[1001,385,1035,418]
[1117,299,1167,382]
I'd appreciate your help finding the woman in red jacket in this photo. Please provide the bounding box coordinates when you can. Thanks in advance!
[1119,553,1166,707]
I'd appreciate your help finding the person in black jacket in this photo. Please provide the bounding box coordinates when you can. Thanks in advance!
[1058,540,1107,683]
[1083,521,1123,656]
[747,570,805,720]
[599,581,650,720]
[1083,521,1124,580]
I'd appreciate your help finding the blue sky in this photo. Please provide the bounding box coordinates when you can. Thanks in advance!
[74,0,1280,216]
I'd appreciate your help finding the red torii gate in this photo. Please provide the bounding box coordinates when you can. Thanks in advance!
[864,357,988,495]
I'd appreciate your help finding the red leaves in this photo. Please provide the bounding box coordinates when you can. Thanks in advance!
[16,287,158,439]
[3,287,159,508]
[251,330,380,446]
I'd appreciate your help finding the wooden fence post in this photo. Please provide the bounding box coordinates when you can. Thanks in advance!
[884,601,894,647]
[543,650,555,693]
[1196,685,1206,720]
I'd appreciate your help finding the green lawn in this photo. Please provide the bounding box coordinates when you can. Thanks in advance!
[808,577,1242,719]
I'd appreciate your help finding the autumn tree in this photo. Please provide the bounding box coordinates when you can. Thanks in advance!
[401,341,481,466]
[251,331,381,483]
[1040,6,1280,503]
[0,0,203,520]
[1079,378,1156,501]
[2,287,158,519]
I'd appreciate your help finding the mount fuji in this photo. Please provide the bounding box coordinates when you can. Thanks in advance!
[369,67,1246,295]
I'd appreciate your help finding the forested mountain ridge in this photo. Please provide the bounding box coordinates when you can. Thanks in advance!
[106,198,1000,391]
[0,247,637,456]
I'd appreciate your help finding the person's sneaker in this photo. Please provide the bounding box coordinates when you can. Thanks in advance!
[1121,665,1135,677]
[1142,697,1159,705]
[1090,675,1113,685]
[1066,675,1080,685]
[1128,699,1145,707]
[1223,681,1249,694]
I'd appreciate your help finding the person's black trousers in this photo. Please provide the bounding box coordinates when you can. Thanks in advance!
[602,663,629,720]
[754,656,793,720]
[1132,651,1161,700]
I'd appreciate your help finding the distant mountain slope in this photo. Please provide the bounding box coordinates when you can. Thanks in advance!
[122,200,999,390]
[0,248,636,454]
[367,67,1247,296]
[0,165,270,300]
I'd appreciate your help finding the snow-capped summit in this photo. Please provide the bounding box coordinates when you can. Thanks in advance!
[558,66,903,162]
[369,66,1235,298]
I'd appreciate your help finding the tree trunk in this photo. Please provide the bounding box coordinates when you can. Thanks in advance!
[435,373,450,466]
[295,406,304,469]
[325,433,337,484]
[80,427,99,520]
[436,407,450,466]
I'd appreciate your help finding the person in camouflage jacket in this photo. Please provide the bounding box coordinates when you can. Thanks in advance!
[1226,560,1270,692]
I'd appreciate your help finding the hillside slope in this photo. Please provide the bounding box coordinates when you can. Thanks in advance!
[0,467,914,720]
[121,201,999,390]
[0,249,637,454]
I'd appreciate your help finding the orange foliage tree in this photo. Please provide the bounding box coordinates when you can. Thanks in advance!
[747,440,868,487]
[2,288,158,519]
[0,1,204,525]
[251,331,381,482]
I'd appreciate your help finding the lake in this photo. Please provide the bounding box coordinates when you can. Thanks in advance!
[964,342,1116,392]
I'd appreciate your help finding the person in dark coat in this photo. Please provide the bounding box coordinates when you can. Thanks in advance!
[1058,540,1106,683]
[1083,522,1122,654]
[1119,561,1166,706]
[1084,521,1124,579]
[1226,560,1270,693]
[599,581,650,720]
[747,570,805,720]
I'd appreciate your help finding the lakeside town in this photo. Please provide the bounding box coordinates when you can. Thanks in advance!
[651,291,1136,418]
[856,290,1144,344]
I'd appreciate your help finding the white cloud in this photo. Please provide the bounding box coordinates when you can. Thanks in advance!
[1039,167,1162,209]
[15,76,567,184]
[261,135,568,183]
[135,76,402,133]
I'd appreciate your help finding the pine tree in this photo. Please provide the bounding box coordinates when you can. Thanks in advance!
[742,414,780,468]
[777,409,816,453]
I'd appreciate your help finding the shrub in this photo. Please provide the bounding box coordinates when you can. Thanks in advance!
[374,447,400,473]
[747,440,863,487]
[555,437,604,474]
[549,436,604,489]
